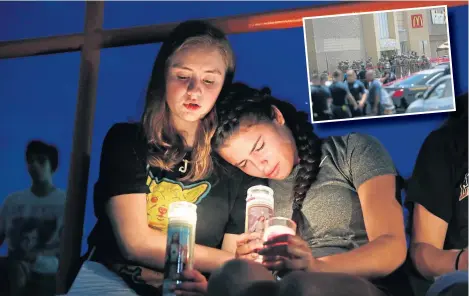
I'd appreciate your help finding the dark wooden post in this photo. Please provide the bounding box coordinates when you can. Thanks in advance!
[55,2,104,294]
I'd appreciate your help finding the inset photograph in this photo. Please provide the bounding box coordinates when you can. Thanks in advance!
[302,5,455,123]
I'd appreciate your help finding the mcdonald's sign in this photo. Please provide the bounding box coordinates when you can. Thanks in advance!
[411,14,424,28]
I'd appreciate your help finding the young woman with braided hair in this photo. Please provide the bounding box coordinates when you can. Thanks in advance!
[206,82,412,296]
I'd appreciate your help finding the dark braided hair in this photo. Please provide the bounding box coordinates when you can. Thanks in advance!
[213,82,323,235]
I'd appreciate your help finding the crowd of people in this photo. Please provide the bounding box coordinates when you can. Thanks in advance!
[310,68,396,121]
[310,51,441,122]
[0,20,466,296]
[336,52,432,81]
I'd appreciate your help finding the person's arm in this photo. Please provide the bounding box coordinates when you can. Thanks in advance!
[410,205,466,278]
[315,134,407,279]
[324,88,333,113]
[317,175,406,278]
[107,194,234,273]
[343,84,358,109]
[358,82,367,107]
[406,130,466,278]
[347,93,358,109]
[372,83,381,113]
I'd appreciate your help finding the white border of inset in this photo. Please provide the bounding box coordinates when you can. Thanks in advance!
[301,5,456,124]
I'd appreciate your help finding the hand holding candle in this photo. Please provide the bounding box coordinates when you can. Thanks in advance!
[171,269,208,296]
[235,232,263,261]
[258,217,319,272]
[245,185,275,262]
[162,202,198,296]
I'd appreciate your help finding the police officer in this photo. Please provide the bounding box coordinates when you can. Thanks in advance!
[329,70,358,119]
[346,69,368,117]
[310,72,333,122]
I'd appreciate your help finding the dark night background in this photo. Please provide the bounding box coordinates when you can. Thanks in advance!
[0,1,467,254]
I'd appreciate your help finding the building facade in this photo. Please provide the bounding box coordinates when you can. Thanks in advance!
[304,7,448,75]
[304,11,400,74]
[399,7,448,58]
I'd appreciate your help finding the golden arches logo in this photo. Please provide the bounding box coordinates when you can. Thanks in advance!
[411,14,424,28]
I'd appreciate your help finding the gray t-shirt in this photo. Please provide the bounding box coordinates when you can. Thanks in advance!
[269,133,396,258]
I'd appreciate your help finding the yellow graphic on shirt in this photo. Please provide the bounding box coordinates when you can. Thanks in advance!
[146,176,210,232]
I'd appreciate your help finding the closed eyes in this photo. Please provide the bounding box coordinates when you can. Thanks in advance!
[237,140,264,169]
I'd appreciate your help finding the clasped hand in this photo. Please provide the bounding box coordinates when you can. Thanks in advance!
[170,269,208,296]
[235,232,320,272]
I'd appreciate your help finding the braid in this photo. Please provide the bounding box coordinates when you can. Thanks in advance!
[292,118,322,207]
[213,84,273,149]
[289,111,322,236]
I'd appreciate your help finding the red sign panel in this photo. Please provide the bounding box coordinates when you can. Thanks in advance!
[411,14,424,28]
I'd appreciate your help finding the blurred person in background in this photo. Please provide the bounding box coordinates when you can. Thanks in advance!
[329,70,358,119]
[365,70,384,116]
[310,72,333,122]
[358,64,367,82]
[381,70,397,85]
[0,140,66,296]
[406,93,468,296]
[346,69,368,117]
